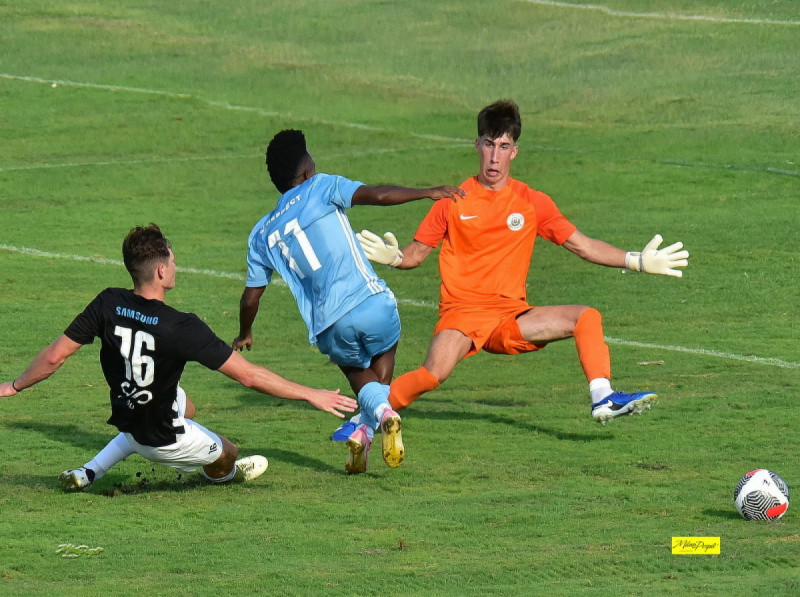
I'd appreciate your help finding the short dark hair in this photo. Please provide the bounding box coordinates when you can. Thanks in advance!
[477,99,521,142]
[266,129,310,193]
[122,223,171,287]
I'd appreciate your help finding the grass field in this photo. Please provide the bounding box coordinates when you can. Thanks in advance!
[2,1,799,595]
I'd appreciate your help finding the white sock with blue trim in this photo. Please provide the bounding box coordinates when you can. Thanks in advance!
[589,378,613,404]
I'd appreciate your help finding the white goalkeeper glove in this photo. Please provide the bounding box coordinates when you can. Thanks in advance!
[625,234,689,278]
[357,230,403,267]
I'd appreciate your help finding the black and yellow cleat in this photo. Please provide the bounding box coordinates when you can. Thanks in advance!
[345,425,372,475]
[380,409,404,468]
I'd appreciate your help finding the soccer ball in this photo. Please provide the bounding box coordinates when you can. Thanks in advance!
[734,469,789,521]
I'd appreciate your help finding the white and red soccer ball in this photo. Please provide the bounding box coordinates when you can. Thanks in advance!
[734,469,789,521]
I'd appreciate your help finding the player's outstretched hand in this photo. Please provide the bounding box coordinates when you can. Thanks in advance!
[427,186,466,201]
[0,381,19,397]
[357,230,403,267]
[306,389,358,418]
[232,334,253,351]
[626,234,690,277]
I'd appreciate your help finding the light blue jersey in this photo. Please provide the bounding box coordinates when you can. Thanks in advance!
[246,173,392,346]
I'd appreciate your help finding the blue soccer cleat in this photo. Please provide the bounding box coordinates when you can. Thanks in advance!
[591,391,657,425]
[331,414,361,442]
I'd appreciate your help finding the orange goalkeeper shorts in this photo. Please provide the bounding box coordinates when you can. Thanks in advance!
[434,302,547,358]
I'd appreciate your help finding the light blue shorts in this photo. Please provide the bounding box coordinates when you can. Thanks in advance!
[316,291,401,368]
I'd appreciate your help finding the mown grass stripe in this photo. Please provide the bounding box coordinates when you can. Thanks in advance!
[521,1,800,26]
[3,73,798,179]
[3,242,797,370]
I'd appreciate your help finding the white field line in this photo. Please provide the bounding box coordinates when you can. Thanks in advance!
[2,146,796,179]
[0,244,245,280]
[605,337,799,370]
[0,144,471,174]
[520,0,800,26]
[2,73,798,179]
[0,154,253,173]
[0,73,470,145]
[2,243,798,370]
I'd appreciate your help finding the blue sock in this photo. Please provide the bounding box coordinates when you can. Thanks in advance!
[357,382,390,431]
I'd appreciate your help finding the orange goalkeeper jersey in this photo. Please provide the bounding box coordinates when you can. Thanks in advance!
[414,176,577,311]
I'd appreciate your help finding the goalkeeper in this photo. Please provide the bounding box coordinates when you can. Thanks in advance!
[357,99,689,425]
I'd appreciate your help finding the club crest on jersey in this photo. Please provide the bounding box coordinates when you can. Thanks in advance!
[506,213,525,231]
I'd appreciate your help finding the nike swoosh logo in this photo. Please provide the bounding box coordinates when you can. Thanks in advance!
[459,214,478,220]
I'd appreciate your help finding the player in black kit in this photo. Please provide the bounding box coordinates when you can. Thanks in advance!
[0,224,356,490]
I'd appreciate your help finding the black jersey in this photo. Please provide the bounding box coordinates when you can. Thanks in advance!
[64,288,233,447]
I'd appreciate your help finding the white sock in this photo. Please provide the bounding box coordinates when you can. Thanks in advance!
[84,433,135,481]
[589,378,613,404]
[374,403,389,425]
[373,383,396,424]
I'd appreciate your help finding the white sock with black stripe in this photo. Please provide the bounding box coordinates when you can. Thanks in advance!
[85,433,135,481]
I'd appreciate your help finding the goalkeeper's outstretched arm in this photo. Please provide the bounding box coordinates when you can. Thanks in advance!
[624,234,689,278]
[562,230,689,278]
[356,230,433,270]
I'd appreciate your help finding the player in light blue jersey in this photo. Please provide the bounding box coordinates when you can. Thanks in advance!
[233,129,463,474]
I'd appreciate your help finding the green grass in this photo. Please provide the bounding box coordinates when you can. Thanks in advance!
[2,1,799,594]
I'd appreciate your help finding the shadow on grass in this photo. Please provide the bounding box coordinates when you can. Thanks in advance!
[95,447,349,494]
[408,408,615,443]
[96,469,208,497]
[2,420,346,493]
[258,447,344,474]
[0,463,206,496]
[3,419,112,451]
[702,508,742,520]
[228,389,610,442]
